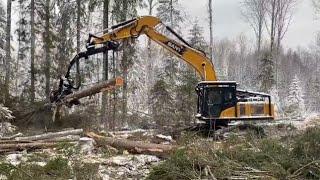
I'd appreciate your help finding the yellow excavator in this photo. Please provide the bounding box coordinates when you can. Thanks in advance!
[51,16,275,126]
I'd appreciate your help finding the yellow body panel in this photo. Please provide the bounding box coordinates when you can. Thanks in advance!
[219,103,275,120]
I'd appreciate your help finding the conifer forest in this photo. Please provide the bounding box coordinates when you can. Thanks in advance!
[0,0,320,179]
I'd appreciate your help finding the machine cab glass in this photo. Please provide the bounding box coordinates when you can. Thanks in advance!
[196,82,237,120]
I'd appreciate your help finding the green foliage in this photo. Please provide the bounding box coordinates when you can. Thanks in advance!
[147,149,199,180]
[43,157,71,178]
[150,79,174,126]
[148,128,320,179]
[73,162,100,180]
[0,157,71,180]
[56,142,78,157]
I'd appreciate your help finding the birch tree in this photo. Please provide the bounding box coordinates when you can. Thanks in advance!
[241,0,266,53]
[275,0,296,53]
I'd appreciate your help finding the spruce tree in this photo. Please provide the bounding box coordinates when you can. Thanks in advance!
[285,75,305,119]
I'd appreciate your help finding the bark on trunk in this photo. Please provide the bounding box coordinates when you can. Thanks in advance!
[76,0,81,84]
[30,0,35,103]
[87,132,177,157]
[101,0,110,128]
[208,0,213,63]
[44,0,51,101]
[4,0,12,104]
[121,0,128,125]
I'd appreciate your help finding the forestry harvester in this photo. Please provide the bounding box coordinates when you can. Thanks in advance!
[50,16,275,127]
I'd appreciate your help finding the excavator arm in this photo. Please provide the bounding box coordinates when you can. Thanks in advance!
[88,16,217,81]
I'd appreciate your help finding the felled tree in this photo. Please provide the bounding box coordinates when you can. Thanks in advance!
[285,75,305,119]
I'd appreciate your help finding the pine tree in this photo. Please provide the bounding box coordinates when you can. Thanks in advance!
[188,20,208,53]
[156,0,183,29]
[285,75,305,119]
[258,53,275,92]
[174,20,206,125]
[150,79,174,126]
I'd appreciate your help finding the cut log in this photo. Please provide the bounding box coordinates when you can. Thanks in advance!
[62,77,123,104]
[0,133,23,140]
[52,77,123,121]
[40,135,80,142]
[0,142,76,152]
[0,140,33,144]
[15,129,83,141]
[86,132,177,157]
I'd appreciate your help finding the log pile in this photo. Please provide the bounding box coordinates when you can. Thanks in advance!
[0,129,83,153]
[0,128,178,157]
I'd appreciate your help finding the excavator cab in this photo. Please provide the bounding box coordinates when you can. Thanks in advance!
[196,81,274,124]
[196,82,237,121]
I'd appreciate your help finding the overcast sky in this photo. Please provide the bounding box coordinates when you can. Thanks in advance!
[3,0,320,50]
[139,0,320,50]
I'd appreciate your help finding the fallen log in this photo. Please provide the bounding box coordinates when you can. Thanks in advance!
[40,135,80,142]
[0,142,76,152]
[86,132,177,157]
[0,133,23,140]
[16,129,83,141]
[61,77,124,104]
[52,77,124,122]
[0,140,34,144]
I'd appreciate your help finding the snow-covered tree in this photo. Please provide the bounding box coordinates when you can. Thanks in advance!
[0,104,14,122]
[270,87,283,117]
[188,20,208,53]
[285,75,305,119]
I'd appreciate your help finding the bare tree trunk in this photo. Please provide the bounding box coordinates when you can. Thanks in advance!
[147,0,155,114]
[4,0,12,104]
[208,0,213,63]
[101,0,110,129]
[30,0,36,103]
[44,0,51,101]
[76,0,81,84]
[121,0,128,126]
[270,0,277,54]
[257,18,263,53]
